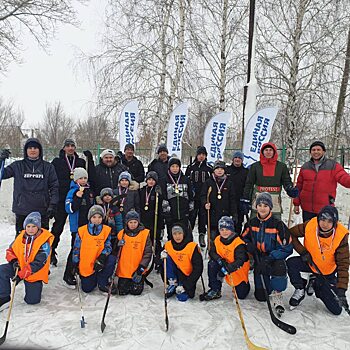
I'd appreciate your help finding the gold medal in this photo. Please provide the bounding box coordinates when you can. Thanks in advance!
[144,205,149,211]
[217,193,222,200]
[79,186,84,192]
[120,205,124,212]
[70,173,74,180]
[175,185,179,194]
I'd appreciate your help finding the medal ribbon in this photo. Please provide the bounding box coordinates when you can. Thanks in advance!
[213,174,226,196]
[145,186,153,205]
[168,170,180,192]
[118,186,128,206]
[65,154,76,175]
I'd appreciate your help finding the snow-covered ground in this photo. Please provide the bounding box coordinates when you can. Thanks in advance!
[1,178,350,350]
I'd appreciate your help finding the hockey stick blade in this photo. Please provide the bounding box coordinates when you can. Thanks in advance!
[0,322,9,346]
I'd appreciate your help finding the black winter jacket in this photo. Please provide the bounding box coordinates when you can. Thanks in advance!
[227,165,249,203]
[147,157,170,183]
[121,155,145,183]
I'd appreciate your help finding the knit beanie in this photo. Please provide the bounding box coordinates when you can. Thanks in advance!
[125,210,140,223]
[309,141,326,152]
[124,143,135,151]
[255,192,273,209]
[196,146,208,156]
[218,216,235,232]
[168,157,181,169]
[213,160,226,170]
[100,187,114,198]
[317,205,338,228]
[23,212,41,230]
[119,171,131,183]
[171,224,185,235]
[100,149,116,158]
[232,151,244,161]
[146,171,158,182]
[64,138,76,147]
[73,167,88,181]
[157,144,168,154]
[88,205,105,221]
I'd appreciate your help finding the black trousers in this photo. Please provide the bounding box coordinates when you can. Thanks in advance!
[302,210,317,222]
[15,214,49,237]
[189,200,206,234]
[50,201,68,251]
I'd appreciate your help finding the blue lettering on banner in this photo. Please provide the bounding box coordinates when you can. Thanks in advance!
[210,122,226,159]
[171,114,186,152]
[250,116,270,153]
[124,112,136,144]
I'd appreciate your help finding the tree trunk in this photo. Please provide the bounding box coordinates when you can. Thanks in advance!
[219,0,228,112]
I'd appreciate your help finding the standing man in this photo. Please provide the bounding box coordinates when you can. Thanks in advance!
[85,148,127,195]
[0,138,59,236]
[227,151,249,233]
[241,142,298,220]
[50,139,86,266]
[293,141,350,222]
[185,146,212,247]
[148,144,170,183]
[121,143,145,183]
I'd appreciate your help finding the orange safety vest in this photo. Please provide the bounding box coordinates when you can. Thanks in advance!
[78,224,111,277]
[214,235,250,286]
[11,229,53,283]
[304,217,348,275]
[117,228,150,279]
[164,241,198,276]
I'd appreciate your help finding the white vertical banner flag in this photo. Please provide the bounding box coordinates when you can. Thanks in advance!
[243,107,278,168]
[166,102,189,159]
[203,111,232,165]
[119,100,139,151]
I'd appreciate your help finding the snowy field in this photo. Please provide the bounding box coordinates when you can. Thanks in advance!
[1,178,350,350]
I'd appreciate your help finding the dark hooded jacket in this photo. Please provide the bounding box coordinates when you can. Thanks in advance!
[2,138,59,216]
[51,149,86,203]
[148,156,170,183]
[121,155,145,183]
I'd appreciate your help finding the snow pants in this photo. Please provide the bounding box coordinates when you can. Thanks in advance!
[208,259,250,299]
[80,255,117,293]
[287,256,342,315]
[0,263,43,304]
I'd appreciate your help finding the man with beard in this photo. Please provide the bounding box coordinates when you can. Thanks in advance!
[293,141,350,222]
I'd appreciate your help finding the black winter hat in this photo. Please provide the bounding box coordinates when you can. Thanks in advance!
[309,141,326,152]
[125,210,140,223]
[157,144,168,154]
[196,146,207,156]
[317,205,338,228]
[24,138,43,158]
[213,160,226,170]
[146,171,158,182]
[124,143,135,151]
[64,138,76,147]
[168,157,181,168]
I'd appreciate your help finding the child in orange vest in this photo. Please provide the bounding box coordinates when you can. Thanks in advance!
[287,206,349,315]
[161,223,203,301]
[116,210,152,295]
[71,205,117,294]
[0,212,53,311]
[201,216,250,301]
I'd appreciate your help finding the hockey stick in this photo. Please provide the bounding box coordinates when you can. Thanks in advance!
[0,160,4,190]
[228,275,268,350]
[311,262,350,316]
[101,233,126,333]
[0,268,19,346]
[163,256,169,332]
[254,254,297,334]
[287,160,298,228]
[75,273,86,328]
[205,186,212,258]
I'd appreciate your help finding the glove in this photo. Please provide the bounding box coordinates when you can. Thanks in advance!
[0,149,11,160]
[94,254,107,273]
[301,250,313,265]
[160,250,168,260]
[12,275,22,286]
[255,255,272,275]
[239,199,251,215]
[189,201,194,212]
[132,266,145,283]
[286,185,299,198]
[337,288,349,309]
[118,238,125,246]
[217,258,229,276]
[162,200,171,214]
[47,206,56,219]
[246,242,256,254]
[83,150,93,160]
[71,263,79,276]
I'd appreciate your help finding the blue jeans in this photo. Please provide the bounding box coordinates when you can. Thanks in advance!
[287,256,342,315]
[208,259,250,299]
[80,254,117,293]
[0,263,43,304]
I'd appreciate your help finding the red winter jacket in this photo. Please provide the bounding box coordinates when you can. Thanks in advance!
[293,157,350,213]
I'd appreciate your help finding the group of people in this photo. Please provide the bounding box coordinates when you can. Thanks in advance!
[0,138,349,319]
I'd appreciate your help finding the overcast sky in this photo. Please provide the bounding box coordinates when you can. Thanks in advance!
[0,0,107,128]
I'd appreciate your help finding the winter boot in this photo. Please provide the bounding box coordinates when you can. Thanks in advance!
[198,233,206,248]
[270,290,285,317]
[289,288,306,309]
[0,296,11,312]
[176,285,189,302]
[99,282,118,295]
[63,275,76,289]
[306,274,316,296]
[50,250,58,267]
[200,289,222,301]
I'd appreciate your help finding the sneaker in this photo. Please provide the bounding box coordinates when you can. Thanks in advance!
[198,233,206,248]
[306,274,316,296]
[201,289,222,301]
[63,275,76,289]
[270,290,285,316]
[99,283,118,295]
[50,251,58,267]
[289,288,305,308]
[0,296,11,312]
